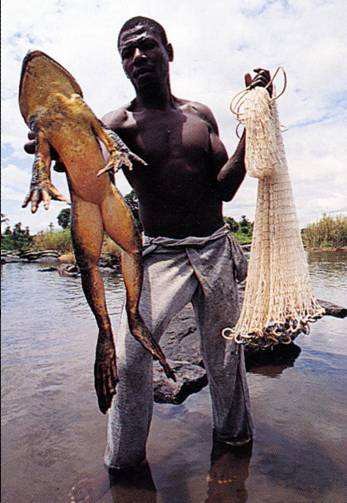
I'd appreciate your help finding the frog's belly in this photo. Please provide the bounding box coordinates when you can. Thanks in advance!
[47,126,109,204]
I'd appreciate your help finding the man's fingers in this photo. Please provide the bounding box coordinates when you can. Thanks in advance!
[95,358,118,414]
[97,389,107,414]
[244,73,253,88]
[95,369,107,414]
[254,68,270,77]
[110,359,119,388]
[24,140,36,154]
[252,76,268,87]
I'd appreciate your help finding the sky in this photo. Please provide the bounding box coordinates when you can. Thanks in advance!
[2,0,346,233]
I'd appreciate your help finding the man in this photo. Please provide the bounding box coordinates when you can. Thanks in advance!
[25,16,272,471]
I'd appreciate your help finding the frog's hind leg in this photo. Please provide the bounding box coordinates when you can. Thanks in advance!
[70,194,118,412]
[100,185,175,381]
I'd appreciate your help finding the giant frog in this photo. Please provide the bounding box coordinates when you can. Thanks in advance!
[19,50,175,414]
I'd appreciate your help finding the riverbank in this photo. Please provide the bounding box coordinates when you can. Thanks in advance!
[306,246,347,253]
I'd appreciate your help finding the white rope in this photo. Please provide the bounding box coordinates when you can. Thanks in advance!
[223,73,324,349]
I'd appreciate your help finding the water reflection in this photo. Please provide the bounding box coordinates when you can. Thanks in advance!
[206,440,252,503]
[69,441,252,503]
[109,463,157,503]
[245,343,301,377]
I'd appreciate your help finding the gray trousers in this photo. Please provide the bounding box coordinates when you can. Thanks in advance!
[105,226,254,469]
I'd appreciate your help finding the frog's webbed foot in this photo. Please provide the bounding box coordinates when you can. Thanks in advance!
[96,127,147,178]
[22,129,69,213]
[105,128,147,167]
[97,147,133,178]
[22,176,70,213]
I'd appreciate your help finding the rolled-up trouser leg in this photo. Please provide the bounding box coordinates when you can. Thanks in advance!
[188,240,254,442]
[105,250,198,469]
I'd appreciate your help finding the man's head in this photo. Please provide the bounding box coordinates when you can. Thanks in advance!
[117,16,173,92]
[117,17,168,49]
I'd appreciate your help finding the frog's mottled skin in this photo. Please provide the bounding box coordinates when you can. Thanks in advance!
[19,50,174,414]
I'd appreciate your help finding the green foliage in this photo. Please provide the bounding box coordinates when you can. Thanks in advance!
[302,214,347,249]
[1,234,15,251]
[224,216,239,232]
[32,228,73,253]
[224,215,253,245]
[233,230,253,245]
[1,222,33,252]
[57,208,71,229]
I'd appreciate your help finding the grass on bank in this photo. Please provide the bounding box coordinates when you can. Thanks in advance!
[32,228,73,254]
[32,229,122,260]
[233,230,252,245]
[302,214,347,250]
[3,214,346,255]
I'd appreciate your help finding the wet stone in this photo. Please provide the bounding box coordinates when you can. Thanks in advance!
[153,359,207,404]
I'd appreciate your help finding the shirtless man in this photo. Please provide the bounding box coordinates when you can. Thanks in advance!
[25,16,271,470]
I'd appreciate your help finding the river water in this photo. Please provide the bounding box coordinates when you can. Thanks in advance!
[1,252,346,502]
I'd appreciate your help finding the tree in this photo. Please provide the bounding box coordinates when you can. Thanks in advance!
[57,208,71,229]
[224,216,239,232]
[11,222,32,251]
[239,215,252,235]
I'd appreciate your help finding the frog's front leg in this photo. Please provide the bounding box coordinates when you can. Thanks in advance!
[93,123,147,178]
[22,129,69,213]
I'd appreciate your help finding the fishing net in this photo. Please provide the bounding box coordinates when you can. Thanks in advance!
[222,75,324,349]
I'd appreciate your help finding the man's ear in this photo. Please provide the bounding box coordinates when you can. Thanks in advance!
[166,43,174,62]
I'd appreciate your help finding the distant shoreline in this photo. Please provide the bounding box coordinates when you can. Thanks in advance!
[306,246,347,253]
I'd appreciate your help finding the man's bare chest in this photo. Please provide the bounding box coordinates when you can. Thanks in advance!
[119,109,211,165]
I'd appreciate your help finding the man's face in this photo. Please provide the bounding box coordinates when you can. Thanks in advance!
[119,25,172,91]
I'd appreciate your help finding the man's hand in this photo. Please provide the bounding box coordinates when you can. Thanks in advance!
[244,68,273,97]
[94,334,119,414]
[24,131,66,172]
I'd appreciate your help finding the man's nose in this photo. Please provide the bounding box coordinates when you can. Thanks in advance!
[133,47,145,62]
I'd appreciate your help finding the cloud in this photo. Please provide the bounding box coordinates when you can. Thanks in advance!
[1,0,346,232]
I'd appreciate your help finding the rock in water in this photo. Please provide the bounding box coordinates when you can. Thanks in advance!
[154,359,207,404]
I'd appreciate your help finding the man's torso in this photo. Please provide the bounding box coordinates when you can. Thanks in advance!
[103,98,227,238]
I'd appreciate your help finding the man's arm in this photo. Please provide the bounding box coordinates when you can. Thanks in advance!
[191,100,246,202]
[197,69,272,202]
[215,131,247,202]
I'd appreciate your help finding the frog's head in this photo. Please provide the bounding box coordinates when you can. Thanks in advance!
[117,17,173,94]
[19,50,83,124]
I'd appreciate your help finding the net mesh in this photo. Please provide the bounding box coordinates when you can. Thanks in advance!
[223,87,324,349]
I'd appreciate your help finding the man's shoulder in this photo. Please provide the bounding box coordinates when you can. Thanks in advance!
[177,98,219,135]
[101,103,132,131]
